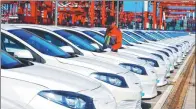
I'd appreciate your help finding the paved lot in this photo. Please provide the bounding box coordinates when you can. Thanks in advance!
[183,66,195,109]
[141,63,184,109]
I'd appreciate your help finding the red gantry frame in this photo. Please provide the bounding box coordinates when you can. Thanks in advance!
[1,1,195,30]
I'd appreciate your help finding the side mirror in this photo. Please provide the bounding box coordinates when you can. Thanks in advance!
[60,46,75,54]
[14,50,34,59]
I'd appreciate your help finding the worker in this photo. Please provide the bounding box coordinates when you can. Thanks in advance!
[103,16,122,52]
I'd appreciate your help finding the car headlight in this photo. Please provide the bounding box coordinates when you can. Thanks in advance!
[164,48,173,53]
[90,73,128,88]
[176,44,182,48]
[151,53,164,60]
[158,50,170,57]
[119,63,147,75]
[139,57,159,67]
[168,46,178,52]
[38,90,95,109]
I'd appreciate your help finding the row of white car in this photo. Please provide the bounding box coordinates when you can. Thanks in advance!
[1,24,195,109]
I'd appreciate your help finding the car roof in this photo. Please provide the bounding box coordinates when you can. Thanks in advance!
[1,24,21,30]
[11,24,63,31]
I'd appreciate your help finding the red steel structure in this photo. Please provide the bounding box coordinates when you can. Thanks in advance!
[157,1,196,30]
[1,1,195,30]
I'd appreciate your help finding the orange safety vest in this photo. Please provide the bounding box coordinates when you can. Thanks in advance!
[105,25,122,51]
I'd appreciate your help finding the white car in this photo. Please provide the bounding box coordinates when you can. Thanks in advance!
[1,97,26,109]
[143,31,194,59]
[122,30,177,68]
[154,31,194,54]
[20,26,161,98]
[134,30,183,64]
[13,24,159,98]
[96,29,175,73]
[71,27,168,84]
[76,27,168,86]
[1,51,117,109]
[131,30,191,57]
[141,31,188,63]
[120,30,175,71]
[2,25,143,108]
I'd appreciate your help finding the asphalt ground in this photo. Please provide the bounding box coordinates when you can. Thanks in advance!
[182,66,195,109]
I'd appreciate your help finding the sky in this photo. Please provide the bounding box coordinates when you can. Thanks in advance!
[123,1,153,12]
[123,1,195,21]
[123,1,194,16]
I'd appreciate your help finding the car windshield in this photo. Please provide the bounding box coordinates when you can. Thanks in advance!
[163,32,173,38]
[8,29,71,58]
[1,51,23,69]
[158,32,171,38]
[54,30,99,52]
[122,39,131,45]
[82,30,105,44]
[99,31,106,34]
[146,32,162,40]
[123,31,147,42]
[122,33,139,44]
[134,31,157,41]
[152,32,166,39]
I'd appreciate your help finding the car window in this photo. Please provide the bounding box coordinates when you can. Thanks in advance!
[122,33,139,44]
[1,33,26,54]
[8,29,71,58]
[153,32,165,39]
[1,32,48,63]
[24,28,68,47]
[158,32,169,38]
[83,31,105,44]
[54,30,99,52]
[99,31,106,34]
[124,31,146,42]
[122,39,132,45]
[134,31,157,41]
[146,32,162,40]
[66,30,93,44]
[1,51,23,69]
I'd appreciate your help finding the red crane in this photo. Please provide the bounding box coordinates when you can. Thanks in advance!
[151,1,196,30]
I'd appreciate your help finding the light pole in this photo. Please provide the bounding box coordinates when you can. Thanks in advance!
[116,0,119,27]
[144,1,149,29]
[55,0,58,26]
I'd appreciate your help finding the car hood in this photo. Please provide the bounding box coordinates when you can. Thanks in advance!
[56,56,129,74]
[1,97,26,109]
[92,51,147,66]
[118,48,155,58]
[4,64,101,92]
[118,48,165,65]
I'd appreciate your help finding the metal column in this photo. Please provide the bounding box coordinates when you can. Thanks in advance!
[111,1,115,16]
[116,0,119,27]
[163,11,166,29]
[144,1,149,30]
[152,1,157,29]
[159,6,163,29]
[55,0,58,26]
[101,0,106,27]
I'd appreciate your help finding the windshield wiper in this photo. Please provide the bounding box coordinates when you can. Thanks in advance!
[56,54,78,58]
[11,63,25,68]
[94,49,106,53]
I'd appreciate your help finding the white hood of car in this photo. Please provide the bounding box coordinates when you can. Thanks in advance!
[3,64,100,92]
[1,97,26,109]
[56,56,129,74]
[92,51,147,66]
